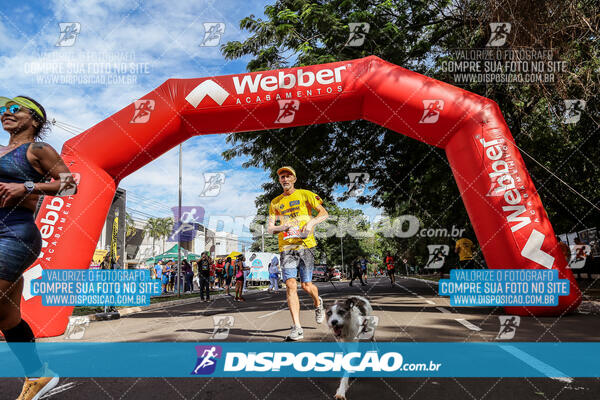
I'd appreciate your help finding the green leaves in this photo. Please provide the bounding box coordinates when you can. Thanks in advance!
[222,0,599,256]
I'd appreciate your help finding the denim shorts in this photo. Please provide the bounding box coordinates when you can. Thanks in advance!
[0,207,42,282]
[281,248,315,283]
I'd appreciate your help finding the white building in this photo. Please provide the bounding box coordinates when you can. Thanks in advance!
[214,231,240,256]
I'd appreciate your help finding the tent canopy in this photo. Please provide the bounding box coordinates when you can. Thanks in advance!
[145,244,202,263]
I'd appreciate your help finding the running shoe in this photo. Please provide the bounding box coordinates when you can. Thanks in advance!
[315,296,325,324]
[285,325,304,341]
[17,365,59,400]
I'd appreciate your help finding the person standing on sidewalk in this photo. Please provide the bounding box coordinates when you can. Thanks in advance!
[209,260,216,290]
[192,260,199,291]
[241,255,250,293]
[268,256,280,293]
[267,166,328,341]
[234,259,246,302]
[198,252,211,301]
[215,259,224,289]
[223,257,234,296]
[181,259,193,293]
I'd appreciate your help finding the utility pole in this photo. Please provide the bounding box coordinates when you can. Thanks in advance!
[261,225,264,252]
[340,235,344,278]
[177,144,182,297]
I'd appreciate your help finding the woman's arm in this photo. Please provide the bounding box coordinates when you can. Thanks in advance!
[0,142,77,207]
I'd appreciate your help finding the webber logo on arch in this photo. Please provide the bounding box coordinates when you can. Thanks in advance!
[477,132,554,269]
[185,80,230,107]
[185,65,348,109]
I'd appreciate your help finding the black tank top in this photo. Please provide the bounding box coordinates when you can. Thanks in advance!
[0,143,46,183]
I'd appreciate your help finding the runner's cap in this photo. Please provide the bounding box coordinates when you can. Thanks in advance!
[277,166,296,177]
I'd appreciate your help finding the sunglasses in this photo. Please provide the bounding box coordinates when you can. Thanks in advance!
[0,104,26,116]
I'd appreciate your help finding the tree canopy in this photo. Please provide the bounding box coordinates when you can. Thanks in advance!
[223,0,599,260]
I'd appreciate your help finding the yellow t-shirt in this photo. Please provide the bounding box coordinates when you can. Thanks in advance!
[269,189,323,252]
[455,238,474,261]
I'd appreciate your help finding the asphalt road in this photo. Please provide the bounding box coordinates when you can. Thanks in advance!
[2,276,599,399]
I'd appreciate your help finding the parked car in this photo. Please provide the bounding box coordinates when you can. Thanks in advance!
[331,268,342,281]
[313,265,328,282]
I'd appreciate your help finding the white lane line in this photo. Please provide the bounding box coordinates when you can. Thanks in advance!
[395,282,438,305]
[257,309,282,319]
[256,296,271,300]
[40,382,78,398]
[500,345,573,383]
[455,318,482,331]
[401,276,440,286]
[436,307,483,332]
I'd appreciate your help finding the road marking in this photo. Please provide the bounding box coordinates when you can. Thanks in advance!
[395,283,437,305]
[500,345,573,383]
[398,280,481,331]
[256,296,271,300]
[455,318,482,331]
[400,276,440,286]
[40,381,78,398]
[257,309,282,319]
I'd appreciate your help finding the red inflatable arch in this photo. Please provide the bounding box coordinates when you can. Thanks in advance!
[23,56,581,337]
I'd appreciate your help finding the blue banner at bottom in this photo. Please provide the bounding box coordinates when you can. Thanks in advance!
[1,342,598,378]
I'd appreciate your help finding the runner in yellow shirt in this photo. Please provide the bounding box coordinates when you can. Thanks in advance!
[268,166,329,341]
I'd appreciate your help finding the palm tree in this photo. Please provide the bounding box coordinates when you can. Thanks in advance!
[158,217,174,253]
[126,212,137,238]
[144,218,163,258]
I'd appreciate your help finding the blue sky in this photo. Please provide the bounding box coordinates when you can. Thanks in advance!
[0,0,380,241]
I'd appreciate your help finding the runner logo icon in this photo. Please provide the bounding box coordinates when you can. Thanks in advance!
[275,100,300,123]
[347,23,370,47]
[210,316,234,340]
[199,172,226,197]
[424,245,449,270]
[419,100,444,124]
[562,99,586,124]
[169,206,205,242]
[486,22,511,47]
[347,172,370,196]
[201,23,225,47]
[496,316,520,340]
[64,316,90,340]
[192,345,222,375]
[130,100,155,124]
[56,22,81,47]
[57,172,80,196]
